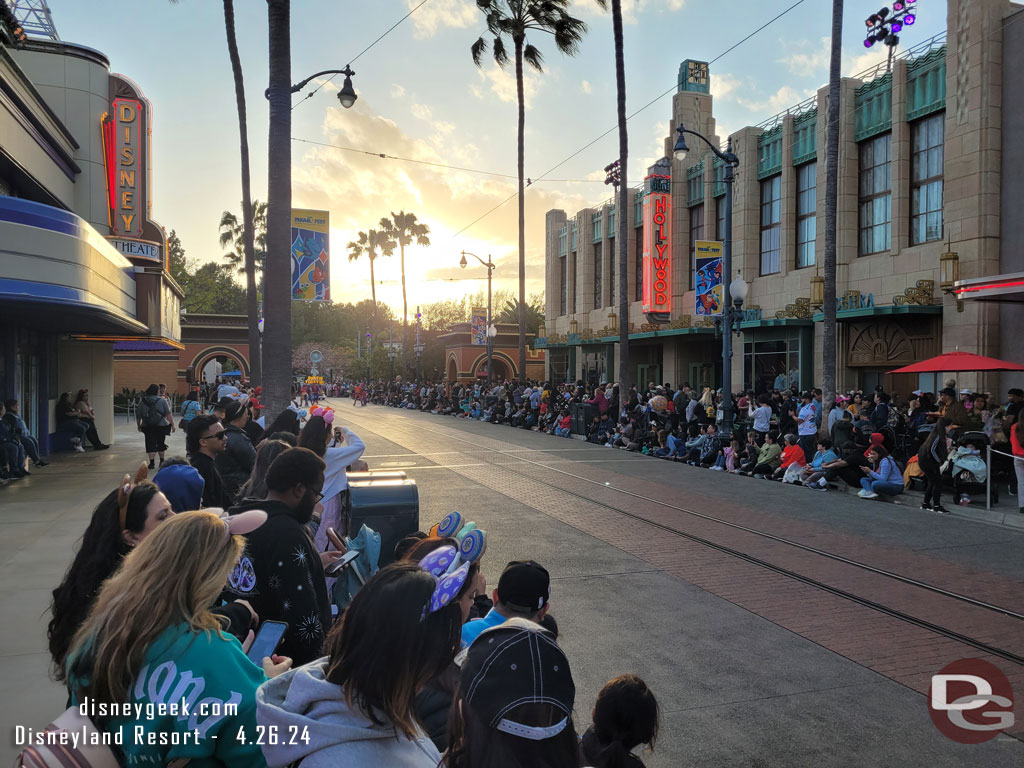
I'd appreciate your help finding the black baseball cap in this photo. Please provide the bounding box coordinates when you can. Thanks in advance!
[496,560,550,613]
[460,618,575,741]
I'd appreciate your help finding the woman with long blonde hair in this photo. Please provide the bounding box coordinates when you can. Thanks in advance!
[66,509,290,767]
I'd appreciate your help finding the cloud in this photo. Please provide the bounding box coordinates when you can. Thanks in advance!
[409,0,478,39]
[581,79,592,94]
[293,100,587,307]
[410,103,433,121]
[473,63,540,108]
[710,72,741,102]
[570,0,685,24]
[778,36,831,78]
[391,84,406,98]
[737,85,814,115]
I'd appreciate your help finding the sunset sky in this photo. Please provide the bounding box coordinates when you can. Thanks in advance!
[50,0,944,314]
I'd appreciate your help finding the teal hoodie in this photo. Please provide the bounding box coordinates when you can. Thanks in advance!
[70,623,267,767]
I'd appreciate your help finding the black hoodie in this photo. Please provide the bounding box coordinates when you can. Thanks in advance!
[222,498,332,665]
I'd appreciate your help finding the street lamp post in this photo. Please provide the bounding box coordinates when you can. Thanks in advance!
[673,124,743,434]
[264,65,358,107]
[459,251,496,387]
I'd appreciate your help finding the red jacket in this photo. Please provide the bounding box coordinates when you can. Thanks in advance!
[1012,426,1024,457]
[780,444,806,468]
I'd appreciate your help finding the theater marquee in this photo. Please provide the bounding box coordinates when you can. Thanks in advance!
[642,166,672,323]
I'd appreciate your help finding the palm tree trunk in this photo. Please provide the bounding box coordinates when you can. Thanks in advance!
[369,257,377,321]
[822,0,843,432]
[612,0,629,408]
[264,0,292,414]
[515,35,527,382]
[222,0,261,386]
[401,242,408,375]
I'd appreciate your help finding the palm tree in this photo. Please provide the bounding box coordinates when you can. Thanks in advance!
[497,297,544,335]
[264,0,292,413]
[347,229,395,333]
[379,211,430,372]
[218,200,267,278]
[596,0,630,403]
[822,1,844,432]
[471,0,587,382]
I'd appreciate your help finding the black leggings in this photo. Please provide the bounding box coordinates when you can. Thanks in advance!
[921,463,943,506]
[142,425,167,454]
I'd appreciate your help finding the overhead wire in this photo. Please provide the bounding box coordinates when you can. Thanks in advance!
[292,0,433,111]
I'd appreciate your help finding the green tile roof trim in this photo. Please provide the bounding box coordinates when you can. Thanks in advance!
[854,71,892,142]
[792,108,818,166]
[757,124,783,180]
[906,45,946,121]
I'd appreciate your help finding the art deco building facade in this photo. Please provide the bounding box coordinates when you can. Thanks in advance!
[540,0,1024,398]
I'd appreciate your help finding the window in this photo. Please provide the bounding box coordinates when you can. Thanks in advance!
[715,196,726,242]
[760,175,781,275]
[858,133,891,255]
[635,231,643,302]
[689,205,704,290]
[607,237,615,307]
[571,252,578,313]
[911,114,943,245]
[593,241,602,309]
[559,254,567,315]
[796,162,816,268]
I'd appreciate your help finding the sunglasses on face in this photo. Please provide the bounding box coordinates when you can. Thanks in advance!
[202,430,228,440]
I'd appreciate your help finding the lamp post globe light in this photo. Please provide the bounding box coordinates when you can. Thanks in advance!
[460,251,496,387]
[673,123,743,435]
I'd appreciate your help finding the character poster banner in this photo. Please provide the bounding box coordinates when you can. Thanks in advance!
[291,209,330,301]
[470,307,487,345]
[694,240,723,316]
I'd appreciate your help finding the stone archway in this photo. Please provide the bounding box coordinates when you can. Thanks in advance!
[190,345,251,380]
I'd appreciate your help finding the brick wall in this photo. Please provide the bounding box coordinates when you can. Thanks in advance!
[114,357,179,395]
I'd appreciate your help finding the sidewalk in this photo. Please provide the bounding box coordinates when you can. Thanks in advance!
[0,422,186,763]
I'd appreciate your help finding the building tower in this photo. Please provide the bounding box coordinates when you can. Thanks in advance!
[9,0,58,40]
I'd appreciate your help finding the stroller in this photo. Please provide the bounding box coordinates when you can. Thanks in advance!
[946,431,997,505]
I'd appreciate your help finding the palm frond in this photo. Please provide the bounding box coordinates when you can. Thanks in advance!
[493,35,509,67]
[523,43,544,71]
[471,36,487,66]
[553,15,587,55]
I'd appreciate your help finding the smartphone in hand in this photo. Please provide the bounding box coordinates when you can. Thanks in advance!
[246,620,288,662]
[325,549,360,576]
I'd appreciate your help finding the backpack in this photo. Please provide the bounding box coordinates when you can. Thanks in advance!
[138,397,165,427]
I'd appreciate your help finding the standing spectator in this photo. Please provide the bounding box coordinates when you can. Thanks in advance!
[918,417,953,513]
[237,439,291,502]
[300,415,366,553]
[444,619,580,768]
[1004,388,1023,433]
[55,392,89,452]
[72,389,109,450]
[225,447,331,665]
[136,384,174,468]
[257,562,462,767]
[582,674,661,768]
[179,389,203,434]
[1010,417,1024,517]
[748,395,773,445]
[796,391,817,459]
[64,510,287,766]
[216,400,256,502]
[188,414,232,508]
[2,399,47,467]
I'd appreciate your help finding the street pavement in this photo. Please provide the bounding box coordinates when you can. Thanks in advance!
[1,403,1022,766]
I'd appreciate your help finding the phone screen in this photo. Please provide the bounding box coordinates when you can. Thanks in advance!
[246,621,288,662]
[325,549,360,575]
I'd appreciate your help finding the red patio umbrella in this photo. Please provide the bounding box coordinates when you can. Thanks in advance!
[888,350,1024,374]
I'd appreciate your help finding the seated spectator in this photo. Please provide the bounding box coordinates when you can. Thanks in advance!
[684,424,721,466]
[555,410,572,437]
[65,510,289,766]
[800,438,839,490]
[237,439,291,502]
[821,441,870,488]
[444,619,580,768]
[153,460,205,512]
[257,562,462,767]
[582,674,661,768]
[73,388,109,450]
[216,400,257,502]
[224,447,332,665]
[188,414,232,508]
[3,399,47,468]
[55,392,89,453]
[775,434,807,482]
[858,445,904,499]
[462,560,551,648]
[0,401,28,480]
[749,432,782,477]
[48,468,174,684]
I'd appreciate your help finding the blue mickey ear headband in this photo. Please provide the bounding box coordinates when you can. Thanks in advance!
[418,548,471,620]
[429,512,488,566]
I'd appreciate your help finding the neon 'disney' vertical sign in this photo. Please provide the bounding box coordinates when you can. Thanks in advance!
[642,170,672,322]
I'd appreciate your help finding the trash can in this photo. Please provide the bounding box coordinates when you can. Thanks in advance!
[347,472,419,567]
[571,402,596,437]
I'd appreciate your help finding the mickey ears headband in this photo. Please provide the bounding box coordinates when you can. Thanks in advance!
[428,512,488,565]
[117,463,149,530]
[309,406,335,424]
[203,507,268,542]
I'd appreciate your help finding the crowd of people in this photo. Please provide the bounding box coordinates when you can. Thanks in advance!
[358,377,1024,515]
[29,380,662,767]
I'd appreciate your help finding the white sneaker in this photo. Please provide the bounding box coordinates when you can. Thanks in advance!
[863,491,879,499]
[74,445,85,453]
[857,489,869,498]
